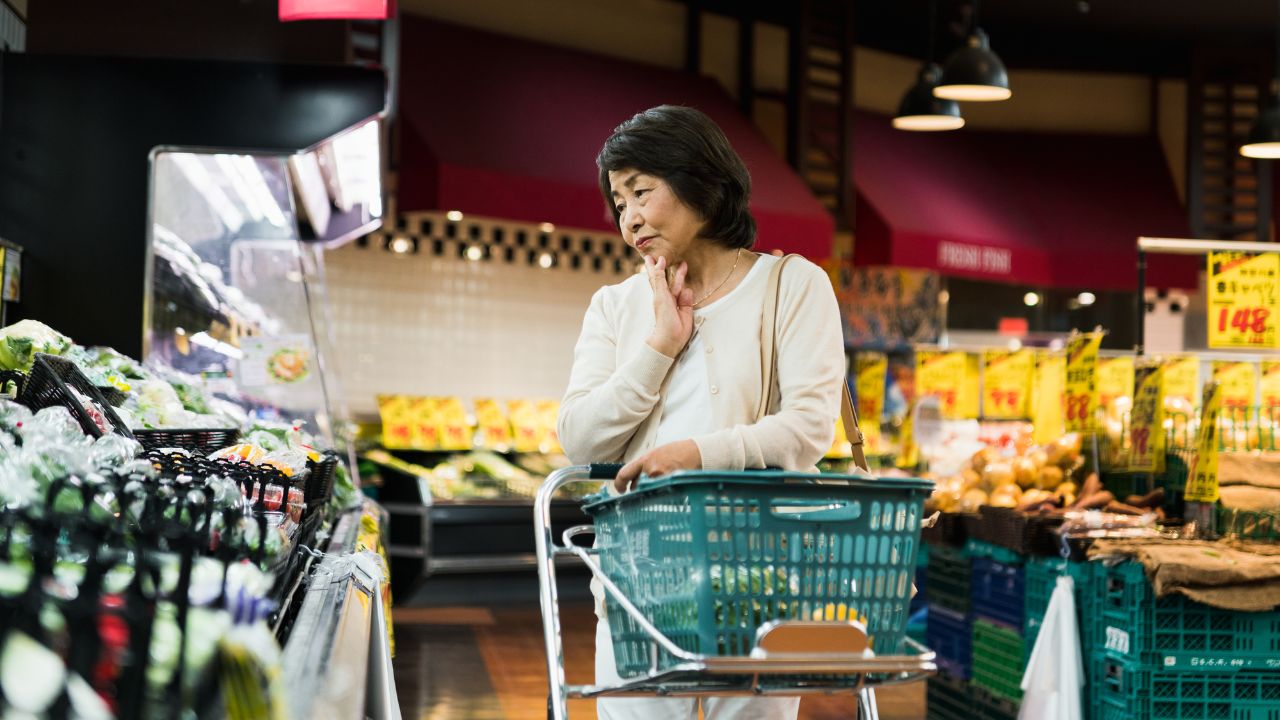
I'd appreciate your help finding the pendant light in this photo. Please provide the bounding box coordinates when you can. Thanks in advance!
[934,0,1012,102]
[1241,0,1280,158]
[894,0,965,131]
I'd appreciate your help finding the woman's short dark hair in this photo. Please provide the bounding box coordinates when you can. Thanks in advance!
[597,105,756,250]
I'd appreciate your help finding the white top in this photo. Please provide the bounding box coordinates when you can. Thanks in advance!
[558,250,842,473]
[653,255,775,447]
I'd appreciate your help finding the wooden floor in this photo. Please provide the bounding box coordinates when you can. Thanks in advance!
[392,604,926,719]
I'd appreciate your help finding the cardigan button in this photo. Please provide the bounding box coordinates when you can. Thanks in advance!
[710,385,719,394]
[705,345,714,354]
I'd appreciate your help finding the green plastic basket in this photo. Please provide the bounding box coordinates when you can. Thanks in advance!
[583,470,933,678]
[1092,652,1280,720]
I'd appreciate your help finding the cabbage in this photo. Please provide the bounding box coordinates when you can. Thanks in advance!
[0,320,72,372]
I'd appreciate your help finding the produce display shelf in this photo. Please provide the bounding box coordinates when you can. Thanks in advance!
[1092,653,1280,720]
[970,556,1025,631]
[1094,561,1280,671]
[924,542,971,614]
[971,619,1025,704]
[925,603,972,679]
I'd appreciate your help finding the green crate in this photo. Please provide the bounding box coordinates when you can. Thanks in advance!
[926,670,970,720]
[971,685,1019,720]
[1093,652,1280,720]
[584,470,932,677]
[1024,557,1094,655]
[1093,561,1280,671]
[925,542,972,614]
[965,539,1025,566]
[971,618,1025,704]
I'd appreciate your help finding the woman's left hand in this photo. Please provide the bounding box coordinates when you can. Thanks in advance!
[614,440,702,493]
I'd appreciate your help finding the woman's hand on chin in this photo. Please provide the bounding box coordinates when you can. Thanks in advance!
[644,255,694,358]
[614,439,701,493]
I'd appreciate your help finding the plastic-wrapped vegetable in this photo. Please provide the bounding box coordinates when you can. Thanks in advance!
[0,319,72,372]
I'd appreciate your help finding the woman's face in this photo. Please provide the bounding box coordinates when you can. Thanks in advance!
[608,169,704,263]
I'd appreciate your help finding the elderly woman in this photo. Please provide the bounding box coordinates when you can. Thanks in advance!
[557,105,845,720]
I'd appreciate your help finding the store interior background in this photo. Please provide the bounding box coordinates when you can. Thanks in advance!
[8,1,1280,718]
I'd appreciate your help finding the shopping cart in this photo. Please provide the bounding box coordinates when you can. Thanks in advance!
[536,464,937,720]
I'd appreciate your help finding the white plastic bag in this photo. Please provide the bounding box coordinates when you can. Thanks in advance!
[1019,574,1085,720]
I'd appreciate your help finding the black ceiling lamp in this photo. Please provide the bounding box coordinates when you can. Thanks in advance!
[934,0,1012,102]
[1241,0,1280,158]
[894,0,965,132]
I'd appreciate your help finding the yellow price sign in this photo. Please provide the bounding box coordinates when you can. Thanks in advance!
[1162,356,1199,412]
[1097,357,1135,414]
[1032,351,1066,445]
[851,353,887,453]
[915,350,970,420]
[409,397,442,450]
[474,398,513,450]
[1212,361,1257,409]
[535,399,563,453]
[376,395,415,449]
[1126,363,1166,473]
[1064,332,1104,432]
[435,396,473,451]
[982,349,1033,419]
[1207,251,1280,349]
[1262,361,1280,409]
[508,400,543,453]
[1185,382,1223,503]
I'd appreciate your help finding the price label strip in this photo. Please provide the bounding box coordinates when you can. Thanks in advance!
[1126,363,1166,473]
[982,348,1034,419]
[1064,331,1104,433]
[1185,382,1223,504]
[851,353,887,454]
[1208,251,1280,349]
[376,395,414,450]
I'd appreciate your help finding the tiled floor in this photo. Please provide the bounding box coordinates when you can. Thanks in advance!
[392,604,927,719]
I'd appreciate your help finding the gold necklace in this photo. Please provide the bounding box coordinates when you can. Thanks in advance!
[692,248,743,307]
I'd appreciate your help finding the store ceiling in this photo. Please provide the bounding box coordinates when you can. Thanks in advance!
[687,0,1277,76]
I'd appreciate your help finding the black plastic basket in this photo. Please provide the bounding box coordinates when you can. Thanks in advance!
[0,370,24,398]
[17,354,134,439]
[96,385,129,407]
[134,428,241,455]
[305,454,339,506]
[969,506,1065,557]
[922,511,971,547]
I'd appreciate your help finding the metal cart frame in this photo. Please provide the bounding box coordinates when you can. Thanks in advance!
[535,465,936,720]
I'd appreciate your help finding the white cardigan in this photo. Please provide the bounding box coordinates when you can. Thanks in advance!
[557,253,845,472]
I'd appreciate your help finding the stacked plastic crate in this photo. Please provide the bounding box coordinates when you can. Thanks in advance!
[923,542,972,720]
[967,540,1025,720]
[1088,560,1280,720]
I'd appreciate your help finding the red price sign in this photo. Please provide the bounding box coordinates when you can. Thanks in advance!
[1130,426,1151,458]
[1065,393,1092,423]
[1217,307,1270,336]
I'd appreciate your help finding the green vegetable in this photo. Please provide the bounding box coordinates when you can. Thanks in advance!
[0,320,72,372]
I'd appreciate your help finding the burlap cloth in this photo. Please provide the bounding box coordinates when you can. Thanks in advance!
[1087,538,1280,611]
[1219,451,1280,490]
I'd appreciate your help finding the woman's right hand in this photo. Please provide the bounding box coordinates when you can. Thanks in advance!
[644,255,694,358]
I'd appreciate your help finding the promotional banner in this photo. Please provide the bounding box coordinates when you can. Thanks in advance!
[962,353,981,420]
[1126,363,1166,473]
[1032,352,1066,445]
[915,351,971,420]
[535,399,563,454]
[982,348,1034,419]
[507,400,543,453]
[1185,383,1223,503]
[1064,332,1104,432]
[1212,361,1258,409]
[435,396,473,451]
[1207,251,1280,349]
[854,353,888,452]
[1097,356,1135,415]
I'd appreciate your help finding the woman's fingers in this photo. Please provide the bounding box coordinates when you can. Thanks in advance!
[670,261,688,298]
[615,457,642,492]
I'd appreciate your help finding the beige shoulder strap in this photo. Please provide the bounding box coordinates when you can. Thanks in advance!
[758,253,869,473]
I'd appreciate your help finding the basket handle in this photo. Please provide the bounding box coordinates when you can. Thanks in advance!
[769,498,862,523]
[588,463,623,480]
